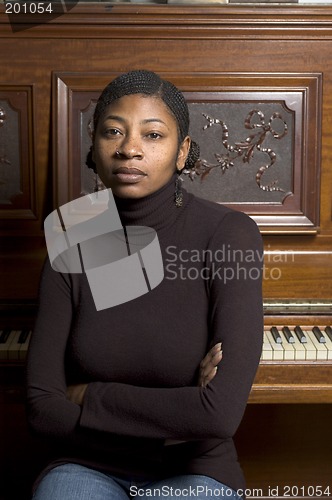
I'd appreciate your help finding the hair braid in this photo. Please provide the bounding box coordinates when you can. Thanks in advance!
[86,69,200,173]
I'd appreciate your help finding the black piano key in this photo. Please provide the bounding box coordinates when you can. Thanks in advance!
[312,326,326,343]
[18,329,30,344]
[270,326,282,343]
[294,325,307,343]
[282,326,295,343]
[325,326,332,342]
[0,328,11,343]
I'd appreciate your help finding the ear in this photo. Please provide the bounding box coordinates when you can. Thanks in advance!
[176,136,191,172]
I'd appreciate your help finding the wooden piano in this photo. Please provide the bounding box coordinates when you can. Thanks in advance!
[252,300,332,404]
[241,301,332,496]
[1,301,332,403]
[1,300,332,499]
[1,2,332,498]
[0,329,31,363]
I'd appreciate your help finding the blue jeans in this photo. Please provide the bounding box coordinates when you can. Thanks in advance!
[32,463,242,500]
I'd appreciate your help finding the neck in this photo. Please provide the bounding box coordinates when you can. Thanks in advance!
[114,174,188,233]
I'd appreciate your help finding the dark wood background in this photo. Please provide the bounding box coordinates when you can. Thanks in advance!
[1,4,332,499]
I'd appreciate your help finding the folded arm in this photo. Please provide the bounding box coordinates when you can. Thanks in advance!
[27,211,263,444]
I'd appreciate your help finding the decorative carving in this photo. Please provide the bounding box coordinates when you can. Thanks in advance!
[183,109,288,193]
[0,88,36,219]
[53,72,321,232]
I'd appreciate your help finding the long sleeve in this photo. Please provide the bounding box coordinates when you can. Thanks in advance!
[79,211,264,440]
[26,183,263,490]
[26,261,82,438]
[26,261,134,457]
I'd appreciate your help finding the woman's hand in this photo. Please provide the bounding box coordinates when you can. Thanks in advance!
[66,383,88,406]
[198,342,222,387]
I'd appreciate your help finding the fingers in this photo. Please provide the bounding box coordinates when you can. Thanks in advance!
[198,342,222,388]
[201,366,218,387]
[199,342,222,369]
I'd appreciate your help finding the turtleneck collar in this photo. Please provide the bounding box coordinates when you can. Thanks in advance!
[114,174,189,233]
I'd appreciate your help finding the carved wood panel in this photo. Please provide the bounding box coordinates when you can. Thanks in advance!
[0,86,36,220]
[53,72,322,233]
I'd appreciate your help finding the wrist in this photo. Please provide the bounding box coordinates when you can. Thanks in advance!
[67,383,88,406]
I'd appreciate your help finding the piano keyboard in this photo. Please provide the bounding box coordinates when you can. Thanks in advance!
[0,329,32,361]
[262,326,332,361]
[1,326,332,363]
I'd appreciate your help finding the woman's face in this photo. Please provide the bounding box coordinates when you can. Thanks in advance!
[92,94,190,198]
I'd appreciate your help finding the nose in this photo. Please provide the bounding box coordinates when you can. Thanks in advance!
[116,134,143,159]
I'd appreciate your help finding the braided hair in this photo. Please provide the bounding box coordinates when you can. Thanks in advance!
[86,69,200,173]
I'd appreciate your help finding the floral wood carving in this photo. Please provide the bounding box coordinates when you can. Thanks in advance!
[183,109,288,193]
[53,72,321,231]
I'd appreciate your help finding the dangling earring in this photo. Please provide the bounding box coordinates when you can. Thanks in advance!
[174,173,183,207]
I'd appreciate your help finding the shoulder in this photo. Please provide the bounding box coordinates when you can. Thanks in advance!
[186,192,261,240]
[186,192,233,221]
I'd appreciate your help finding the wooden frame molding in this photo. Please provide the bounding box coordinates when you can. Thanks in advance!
[0,86,36,220]
[53,71,322,233]
[2,4,332,39]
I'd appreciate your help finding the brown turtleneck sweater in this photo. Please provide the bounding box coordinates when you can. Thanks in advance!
[26,175,263,492]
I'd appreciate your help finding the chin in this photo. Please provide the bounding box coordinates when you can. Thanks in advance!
[111,184,150,199]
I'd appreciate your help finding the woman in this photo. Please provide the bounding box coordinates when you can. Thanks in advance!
[27,70,264,499]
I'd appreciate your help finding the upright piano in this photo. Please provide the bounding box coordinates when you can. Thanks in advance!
[1,299,332,499]
[253,300,332,404]
[2,300,332,402]
[1,2,332,499]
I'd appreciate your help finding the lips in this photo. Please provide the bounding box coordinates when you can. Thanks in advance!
[113,166,147,184]
[114,167,147,176]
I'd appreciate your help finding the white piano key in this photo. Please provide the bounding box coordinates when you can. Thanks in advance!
[279,331,296,360]
[0,330,16,360]
[301,331,317,360]
[306,330,328,360]
[289,330,306,361]
[7,330,23,361]
[261,331,273,360]
[266,330,284,360]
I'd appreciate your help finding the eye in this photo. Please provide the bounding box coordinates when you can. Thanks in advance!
[147,132,162,140]
[103,128,122,137]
